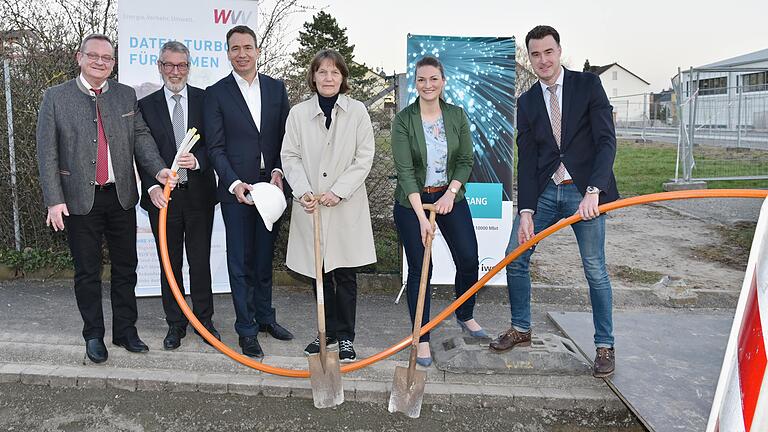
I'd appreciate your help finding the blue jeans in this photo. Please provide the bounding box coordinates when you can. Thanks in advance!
[394,192,479,342]
[506,181,614,347]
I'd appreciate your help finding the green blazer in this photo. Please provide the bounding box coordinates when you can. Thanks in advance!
[391,98,474,208]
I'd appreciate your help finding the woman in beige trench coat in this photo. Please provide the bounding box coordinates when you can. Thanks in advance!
[281,49,376,362]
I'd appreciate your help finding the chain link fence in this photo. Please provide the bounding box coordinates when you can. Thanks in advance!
[0,49,75,256]
[611,92,678,143]
[673,67,768,182]
[609,68,768,185]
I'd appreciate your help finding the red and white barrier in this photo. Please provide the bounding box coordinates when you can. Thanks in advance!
[707,198,768,432]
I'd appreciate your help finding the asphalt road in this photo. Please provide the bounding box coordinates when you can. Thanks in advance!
[0,383,641,432]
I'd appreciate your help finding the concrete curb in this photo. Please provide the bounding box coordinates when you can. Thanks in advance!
[0,361,628,412]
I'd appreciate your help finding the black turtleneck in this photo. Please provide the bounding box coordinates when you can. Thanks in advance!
[318,93,338,129]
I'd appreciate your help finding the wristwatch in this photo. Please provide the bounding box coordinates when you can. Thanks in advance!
[449,186,459,194]
[586,186,600,194]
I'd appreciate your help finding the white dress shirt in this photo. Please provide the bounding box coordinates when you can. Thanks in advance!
[80,74,114,184]
[228,71,282,194]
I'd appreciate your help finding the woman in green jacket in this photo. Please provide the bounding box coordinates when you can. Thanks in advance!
[391,56,487,367]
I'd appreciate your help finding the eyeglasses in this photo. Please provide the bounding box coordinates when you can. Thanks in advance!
[159,62,190,73]
[83,52,115,64]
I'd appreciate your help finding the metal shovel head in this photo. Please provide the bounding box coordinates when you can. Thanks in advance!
[388,365,427,418]
[307,352,344,408]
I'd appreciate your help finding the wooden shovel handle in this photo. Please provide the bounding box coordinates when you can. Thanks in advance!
[313,202,328,367]
[407,203,438,371]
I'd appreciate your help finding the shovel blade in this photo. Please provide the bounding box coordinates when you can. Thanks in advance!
[307,352,344,408]
[388,366,427,418]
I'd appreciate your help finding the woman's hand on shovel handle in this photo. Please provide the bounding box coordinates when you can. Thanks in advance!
[419,215,434,247]
[300,192,317,214]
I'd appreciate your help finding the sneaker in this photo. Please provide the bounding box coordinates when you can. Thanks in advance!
[303,337,338,356]
[593,347,615,378]
[338,339,357,363]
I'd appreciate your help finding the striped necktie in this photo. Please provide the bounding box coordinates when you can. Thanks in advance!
[548,84,568,185]
[171,94,188,183]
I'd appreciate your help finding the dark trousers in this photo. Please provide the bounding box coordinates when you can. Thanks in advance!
[147,188,215,329]
[64,187,138,341]
[220,201,279,337]
[393,192,479,342]
[312,267,357,342]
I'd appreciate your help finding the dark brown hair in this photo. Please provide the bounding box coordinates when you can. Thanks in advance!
[525,25,560,50]
[415,56,445,79]
[226,25,258,49]
[306,49,350,94]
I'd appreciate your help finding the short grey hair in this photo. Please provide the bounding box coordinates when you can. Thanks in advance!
[79,34,113,53]
[159,40,190,62]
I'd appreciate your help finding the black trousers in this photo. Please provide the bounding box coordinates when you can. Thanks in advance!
[220,201,280,337]
[64,187,138,341]
[147,188,215,329]
[312,267,358,342]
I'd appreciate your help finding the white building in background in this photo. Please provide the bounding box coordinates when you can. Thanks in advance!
[585,61,651,125]
[674,48,768,129]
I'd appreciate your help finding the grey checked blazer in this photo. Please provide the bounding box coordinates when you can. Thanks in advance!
[36,78,166,215]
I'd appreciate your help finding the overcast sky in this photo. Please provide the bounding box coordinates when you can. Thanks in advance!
[290,0,768,92]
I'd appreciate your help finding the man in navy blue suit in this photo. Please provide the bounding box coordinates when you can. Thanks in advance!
[139,41,220,351]
[490,25,619,377]
[204,25,293,358]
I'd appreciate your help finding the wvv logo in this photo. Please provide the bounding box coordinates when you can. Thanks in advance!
[213,9,253,25]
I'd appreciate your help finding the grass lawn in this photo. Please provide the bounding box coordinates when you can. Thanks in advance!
[614,140,768,196]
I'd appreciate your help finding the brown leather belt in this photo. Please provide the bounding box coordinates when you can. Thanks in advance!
[422,185,448,193]
[559,179,574,185]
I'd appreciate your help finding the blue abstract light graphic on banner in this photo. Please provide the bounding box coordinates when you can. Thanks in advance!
[405,35,516,200]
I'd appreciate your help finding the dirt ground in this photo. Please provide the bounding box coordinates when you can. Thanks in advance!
[528,203,747,291]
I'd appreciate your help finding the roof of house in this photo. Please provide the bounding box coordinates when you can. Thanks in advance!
[585,62,650,85]
[700,48,768,68]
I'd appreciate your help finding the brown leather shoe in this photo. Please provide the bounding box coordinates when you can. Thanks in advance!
[489,327,532,352]
[593,347,615,378]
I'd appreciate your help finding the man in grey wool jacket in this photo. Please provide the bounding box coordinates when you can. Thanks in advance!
[36,33,177,364]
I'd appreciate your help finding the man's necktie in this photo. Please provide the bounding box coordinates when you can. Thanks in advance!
[171,94,188,183]
[548,84,568,185]
[92,88,109,185]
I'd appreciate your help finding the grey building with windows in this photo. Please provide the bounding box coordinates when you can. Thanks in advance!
[674,48,768,129]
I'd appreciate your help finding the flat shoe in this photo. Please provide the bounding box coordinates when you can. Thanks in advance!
[416,356,432,367]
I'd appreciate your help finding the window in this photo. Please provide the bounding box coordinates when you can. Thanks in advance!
[612,71,618,81]
[612,88,618,97]
[741,71,768,93]
[696,76,727,95]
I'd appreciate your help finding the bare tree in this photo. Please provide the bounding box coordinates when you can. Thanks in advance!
[255,0,315,77]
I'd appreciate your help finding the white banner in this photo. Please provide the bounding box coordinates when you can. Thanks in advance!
[707,196,768,432]
[118,0,259,296]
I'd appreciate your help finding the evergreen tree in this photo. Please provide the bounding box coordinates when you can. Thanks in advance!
[287,11,374,102]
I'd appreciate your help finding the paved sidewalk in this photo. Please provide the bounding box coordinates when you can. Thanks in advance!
[0,279,638,428]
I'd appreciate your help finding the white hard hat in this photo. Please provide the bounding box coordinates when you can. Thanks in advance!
[247,182,287,231]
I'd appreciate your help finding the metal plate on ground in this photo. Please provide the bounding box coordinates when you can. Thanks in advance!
[548,310,732,432]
